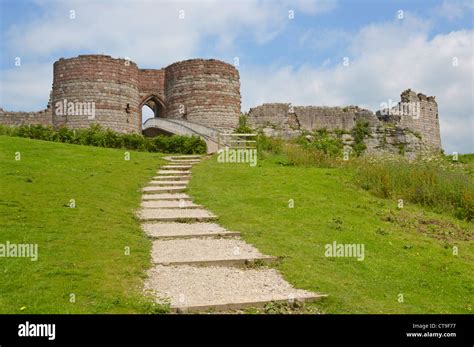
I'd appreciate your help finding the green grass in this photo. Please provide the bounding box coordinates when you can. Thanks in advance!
[188,155,474,314]
[0,136,168,313]
[354,157,474,221]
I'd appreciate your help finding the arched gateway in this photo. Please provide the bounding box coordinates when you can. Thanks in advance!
[4,54,242,142]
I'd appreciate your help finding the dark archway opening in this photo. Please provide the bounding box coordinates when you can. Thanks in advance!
[140,95,165,125]
[140,95,168,137]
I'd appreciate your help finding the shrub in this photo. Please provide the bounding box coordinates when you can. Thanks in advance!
[295,132,343,157]
[235,114,254,134]
[257,134,283,156]
[351,120,370,156]
[0,124,206,154]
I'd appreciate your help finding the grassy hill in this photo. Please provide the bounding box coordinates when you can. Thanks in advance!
[1,135,472,314]
[188,155,474,314]
[0,136,166,313]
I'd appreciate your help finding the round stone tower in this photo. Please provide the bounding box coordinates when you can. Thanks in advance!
[52,55,141,132]
[164,59,241,131]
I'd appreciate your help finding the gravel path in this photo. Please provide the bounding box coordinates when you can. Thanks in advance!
[157,170,191,175]
[142,193,191,201]
[148,180,190,186]
[142,186,186,193]
[141,200,200,209]
[145,265,321,309]
[138,208,217,221]
[153,176,191,181]
[142,222,239,238]
[151,238,266,263]
[141,155,325,312]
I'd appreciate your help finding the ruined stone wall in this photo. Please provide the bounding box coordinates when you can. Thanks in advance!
[248,103,378,133]
[396,89,441,148]
[52,55,141,133]
[247,89,441,157]
[164,59,241,131]
[0,108,53,126]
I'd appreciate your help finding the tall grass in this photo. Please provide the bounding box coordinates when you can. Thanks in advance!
[283,143,340,168]
[354,158,474,221]
[257,133,343,167]
[256,133,474,221]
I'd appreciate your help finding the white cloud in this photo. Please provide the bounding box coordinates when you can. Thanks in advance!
[0,0,337,112]
[434,0,474,21]
[4,0,336,67]
[0,63,52,111]
[241,17,474,153]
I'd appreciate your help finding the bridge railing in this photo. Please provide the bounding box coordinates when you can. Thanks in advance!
[217,133,258,150]
[142,118,258,153]
[143,117,221,142]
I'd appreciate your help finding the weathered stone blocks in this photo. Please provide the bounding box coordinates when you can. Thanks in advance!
[0,55,241,134]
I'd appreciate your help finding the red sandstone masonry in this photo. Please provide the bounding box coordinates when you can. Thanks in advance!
[0,55,241,133]
[52,55,141,132]
[165,59,241,131]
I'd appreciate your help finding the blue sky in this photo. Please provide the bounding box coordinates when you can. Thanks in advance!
[0,0,472,153]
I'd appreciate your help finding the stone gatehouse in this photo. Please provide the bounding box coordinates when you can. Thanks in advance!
[0,55,241,133]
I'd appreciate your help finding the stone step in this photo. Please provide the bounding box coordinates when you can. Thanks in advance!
[142,222,241,239]
[151,238,276,266]
[165,155,202,160]
[166,159,200,164]
[157,170,191,175]
[138,209,217,222]
[153,175,191,181]
[142,193,192,201]
[145,265,326,312]
[166,162,198,166]
[142,186,186,194]
[141,200,201,209]
[148,180,189,186]
[161,165,192,170]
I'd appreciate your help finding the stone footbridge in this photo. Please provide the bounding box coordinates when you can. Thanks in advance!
[142,118,222,153]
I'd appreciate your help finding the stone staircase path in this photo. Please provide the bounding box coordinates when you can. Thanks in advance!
[140,155,326,312]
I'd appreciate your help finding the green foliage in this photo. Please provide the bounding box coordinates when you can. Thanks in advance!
[0,124,206,154]
[355,158,474,221]
[270,131,343,168]
[151,134,207,154]
[333,128,348,138]
[257,134,283,156]
[397,143,406,156]
[351,120,370,156]
[295,132,343,157]
[235,114,254,134]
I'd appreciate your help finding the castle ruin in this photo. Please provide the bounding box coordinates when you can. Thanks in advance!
[0,55,241,133]
[247,89,441,157]
[0,54,442,156]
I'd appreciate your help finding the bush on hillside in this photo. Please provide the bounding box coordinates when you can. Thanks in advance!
[235,114,254,134]
[0,124,206,154]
